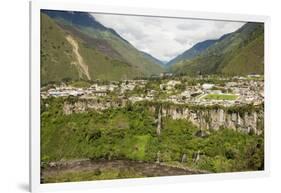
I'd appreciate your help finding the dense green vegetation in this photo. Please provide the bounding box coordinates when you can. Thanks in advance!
[171,23,264,76]
[41,10,264,84]
[41,14,81,85]
[40,11,265,182]
[166,39,217,67]
[221,34,264,75]
[41,11,163,85]
[41,98,264,175]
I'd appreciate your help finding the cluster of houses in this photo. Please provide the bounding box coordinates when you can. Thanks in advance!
[160,78,264,106]
[225,80,264,105]
[41,80,145,99]
[41,84,113,98]
[41,76,264,107]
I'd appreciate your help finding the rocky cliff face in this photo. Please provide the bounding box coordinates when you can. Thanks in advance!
[63,98,127,115]
[155,106,263,135]
[62,99,263,135]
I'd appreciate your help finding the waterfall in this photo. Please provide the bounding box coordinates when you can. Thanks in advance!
[156,106,162,136]
[181,154,187,163]
[156,151,161,163]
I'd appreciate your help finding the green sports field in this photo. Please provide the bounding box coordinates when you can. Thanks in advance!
[203,94,238,100]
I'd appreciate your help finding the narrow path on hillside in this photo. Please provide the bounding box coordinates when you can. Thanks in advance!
[66,35,91,80]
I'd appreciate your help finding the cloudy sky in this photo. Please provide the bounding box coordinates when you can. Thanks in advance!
[91,13,245,61]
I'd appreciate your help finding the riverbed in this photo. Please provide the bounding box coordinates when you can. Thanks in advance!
[41,160,206,183]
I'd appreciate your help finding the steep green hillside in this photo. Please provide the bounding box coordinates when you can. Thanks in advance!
[41,10,163,84]
[41,13,141,84]
[41,14,81,85]
[221,34,264,75]
[171,23,264,76]
[167,39,217,67]
[63,20,163,77]
[141,51,165,67]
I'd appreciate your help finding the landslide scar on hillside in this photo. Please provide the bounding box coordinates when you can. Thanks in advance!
[66,35,91,80]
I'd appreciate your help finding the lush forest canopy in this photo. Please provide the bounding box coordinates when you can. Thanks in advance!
[41,97,264,174]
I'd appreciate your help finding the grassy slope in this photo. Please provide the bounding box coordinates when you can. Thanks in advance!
[167,39,217,67]
[171,23,264,76]
[58,23,139,80]
[77,27,164,77]
[78,40,137,80]
[41,12,163,83]
[41,14,80,85]
[41,13,138,83]
[221,34,264,75]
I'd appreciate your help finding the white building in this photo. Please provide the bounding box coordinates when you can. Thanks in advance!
[202,83,214,90]
[160,80,181,90]
[180,90,191,98]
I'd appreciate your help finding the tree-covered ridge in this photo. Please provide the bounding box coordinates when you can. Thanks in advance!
[41,14,82,84]
[41,11,163,85]
[41,10,264,84]
[166,39,218,67]
[171,23,264,76]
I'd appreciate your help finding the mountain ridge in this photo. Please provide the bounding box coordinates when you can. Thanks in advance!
[166,39,218,67]
[170,22,264,76]
[41,10,163,84]
[140,51,165,67]
[41,10,264,84]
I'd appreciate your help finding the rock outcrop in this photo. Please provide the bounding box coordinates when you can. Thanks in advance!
[158,105,263,135]
[61,99,264,135]
[63,98,127,114]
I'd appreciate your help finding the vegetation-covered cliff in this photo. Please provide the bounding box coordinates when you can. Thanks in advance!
[41,97,264,178]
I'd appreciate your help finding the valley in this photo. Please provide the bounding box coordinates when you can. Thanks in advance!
[41,75,264,183]
[40,10,265,183]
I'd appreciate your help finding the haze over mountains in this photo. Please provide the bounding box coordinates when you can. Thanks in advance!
[41,10,264,84]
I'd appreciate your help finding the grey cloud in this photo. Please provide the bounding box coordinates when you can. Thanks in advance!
[177,22,201,30]
[173,37,188,45]
[92,13,245,61]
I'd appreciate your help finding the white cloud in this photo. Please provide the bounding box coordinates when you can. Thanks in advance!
[91,13,245,61]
